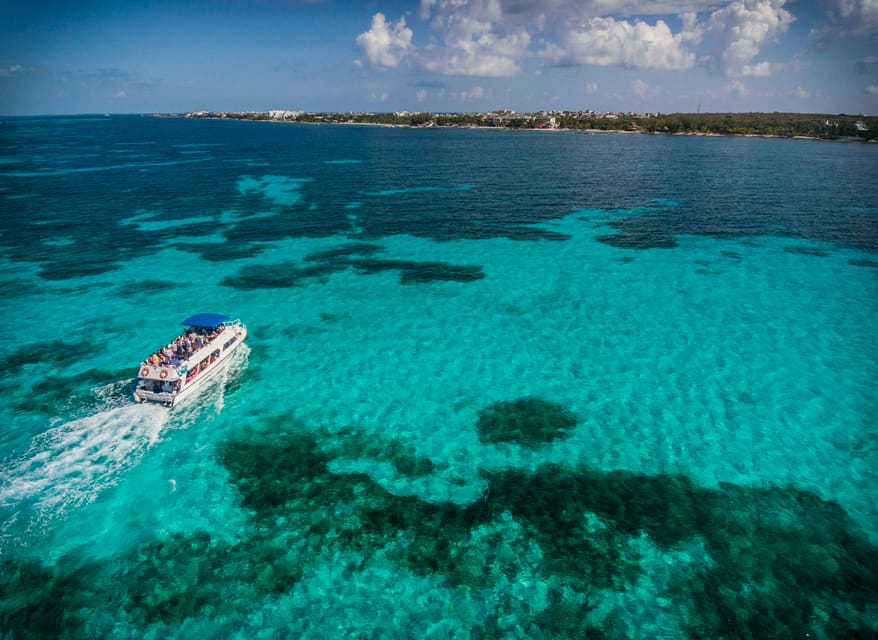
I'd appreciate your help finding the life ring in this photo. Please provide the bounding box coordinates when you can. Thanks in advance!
[159,369,169,379]
[140,367,150,377]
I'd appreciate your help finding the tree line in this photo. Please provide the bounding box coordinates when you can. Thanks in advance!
[178,110,876,140]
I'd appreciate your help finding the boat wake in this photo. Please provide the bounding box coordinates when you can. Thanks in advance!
[0,403,170,520]
[0,343,250,544]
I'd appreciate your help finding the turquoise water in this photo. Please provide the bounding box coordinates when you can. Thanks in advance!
[1,116,877,638]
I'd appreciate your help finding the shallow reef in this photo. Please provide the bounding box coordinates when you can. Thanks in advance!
[784,246,830,257]
[3,400,877,639]
[221,241,484,289]
[14,367,131,415]
[475,397,579,447]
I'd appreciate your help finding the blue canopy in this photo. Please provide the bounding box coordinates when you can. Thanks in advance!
[182,313,230,328]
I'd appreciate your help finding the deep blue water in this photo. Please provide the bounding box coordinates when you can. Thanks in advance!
[1,115,877,639]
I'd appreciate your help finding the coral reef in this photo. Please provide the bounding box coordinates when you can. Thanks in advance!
[475,397,579,447]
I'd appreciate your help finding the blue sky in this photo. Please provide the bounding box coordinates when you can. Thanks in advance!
[1,0,876,115]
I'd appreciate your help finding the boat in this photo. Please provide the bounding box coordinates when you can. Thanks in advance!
[133,313,247,406]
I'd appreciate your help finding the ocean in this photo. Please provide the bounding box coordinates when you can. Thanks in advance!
[0,115,876,639]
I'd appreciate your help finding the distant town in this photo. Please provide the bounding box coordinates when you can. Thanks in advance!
[164,109,876,141]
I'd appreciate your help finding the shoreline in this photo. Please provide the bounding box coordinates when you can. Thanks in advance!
[150,112,878,143]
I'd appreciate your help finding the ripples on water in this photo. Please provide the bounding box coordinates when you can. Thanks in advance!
[0,116,876,639]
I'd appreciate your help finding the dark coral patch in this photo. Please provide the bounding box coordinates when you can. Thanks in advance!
[785,246,830,257]
[595,212,680,249]
[220,242,485,289]
[220,261,348,289]
[213,421,878,638]
[4,408,878,639]
[14,368,131,415]
[350,258,485,284]
[596,232,678,249]
[121,532,303,625]
[174,241,270,263]
[303,243,383,262]
[475,397,579,447]
[0,340,94,376]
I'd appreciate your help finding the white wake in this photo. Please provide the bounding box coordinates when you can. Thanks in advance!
[0,343,250,525]
[0,403,170,517]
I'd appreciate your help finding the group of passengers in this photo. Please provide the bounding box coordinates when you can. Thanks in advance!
[142,324,225,368]
[138,379,181,394]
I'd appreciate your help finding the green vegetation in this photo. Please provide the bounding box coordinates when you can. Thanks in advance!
[172,110,876,141]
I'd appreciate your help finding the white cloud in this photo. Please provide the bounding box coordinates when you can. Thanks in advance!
[792,86,810,98]
[695,0,793,76]
[835,0,878,33]
[459,85,485,100]
[632,79,650,96]
[0,64,23,77]
[585,81,598,94]
[113,90,127,99]
[866,84,878,95]
[0,64,38,77]
[728,78,750,97]
[355,13,414,69]
[416,89,428,101]
[811,0,878,49]
[421,27,530,76]
[546,17,695,70]
[370,90,391,101]
[354,1,803,81]
[740,61,773,76]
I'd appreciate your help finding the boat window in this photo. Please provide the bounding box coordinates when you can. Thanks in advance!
[223,336,237,350]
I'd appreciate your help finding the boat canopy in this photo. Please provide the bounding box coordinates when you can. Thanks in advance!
[182,313,231,328]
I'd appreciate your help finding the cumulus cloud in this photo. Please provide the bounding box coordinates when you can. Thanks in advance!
[867,84,878,95]
[696,0,794,76]
[546,17,695,70]
[422,29,530,76]
[355,13,413,69]
[792,86,810,98]
[354,1,806,80]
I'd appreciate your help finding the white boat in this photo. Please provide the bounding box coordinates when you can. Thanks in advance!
[134,313,247,407]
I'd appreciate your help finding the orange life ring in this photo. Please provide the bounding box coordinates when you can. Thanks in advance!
[140,367,150,377]
[159,369,169,379]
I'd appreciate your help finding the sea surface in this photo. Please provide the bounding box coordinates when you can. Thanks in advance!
[0,115,876,639]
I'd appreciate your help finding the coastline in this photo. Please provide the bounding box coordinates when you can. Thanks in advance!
[154,112,875,142]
